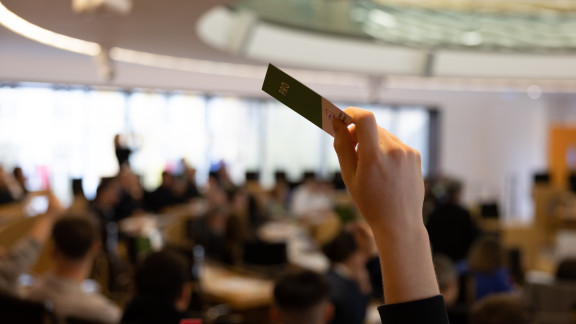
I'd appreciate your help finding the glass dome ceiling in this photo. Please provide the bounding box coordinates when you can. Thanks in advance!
[232,0,576,54]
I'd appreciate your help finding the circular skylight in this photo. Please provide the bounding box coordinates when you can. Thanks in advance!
[233,0,576,53]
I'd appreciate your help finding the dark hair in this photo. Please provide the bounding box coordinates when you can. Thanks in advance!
[274,270,330,311]
[322,231,357,264]
[446,180,462,198]
[556,258,576,281]
[95,178,117,200]
[52,215,97,260]
[470,293,532,324]
[274,171,287,182]
[302,171,317,181]
[134,250,189,304]
[468,236,506,273]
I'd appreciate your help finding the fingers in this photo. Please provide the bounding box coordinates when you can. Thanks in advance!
[347,124,359,145]
[332,118,358,185]
[344,108,380,153]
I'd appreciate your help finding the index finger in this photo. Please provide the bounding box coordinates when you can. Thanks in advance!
[343,107,380,152]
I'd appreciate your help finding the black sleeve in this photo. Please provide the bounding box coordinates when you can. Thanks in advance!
[378,295,450,324]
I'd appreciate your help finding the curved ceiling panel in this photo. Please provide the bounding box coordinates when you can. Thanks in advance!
[198,5,576,79]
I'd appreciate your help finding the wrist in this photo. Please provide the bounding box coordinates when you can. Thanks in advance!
[367,213,425,238]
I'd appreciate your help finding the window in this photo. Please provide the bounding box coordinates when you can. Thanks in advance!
[0,84,434,203]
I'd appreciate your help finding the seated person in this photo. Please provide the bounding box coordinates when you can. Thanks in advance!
[0,166,25,205]
[91,179,121,224]
[433,254,469,324]
[322,223,381,324]
[146,171,179,212]
[271,270,334,324]
[426,180,480,263]
[291,171,334,220]
[470,293,532,324]
[27,215,121,323]
[0,193,62,296]
[460,236,513,301]
[122,250,198,324]
[556,258,576,281]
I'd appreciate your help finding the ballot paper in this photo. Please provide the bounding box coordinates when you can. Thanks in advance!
[262,64,353,137]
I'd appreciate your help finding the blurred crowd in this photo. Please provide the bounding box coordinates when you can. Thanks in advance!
[0,136,575,324]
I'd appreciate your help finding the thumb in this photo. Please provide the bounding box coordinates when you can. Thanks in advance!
[332,118,357,186]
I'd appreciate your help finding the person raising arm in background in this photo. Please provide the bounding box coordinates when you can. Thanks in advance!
[0,192,63,296]
[332,107,449,324]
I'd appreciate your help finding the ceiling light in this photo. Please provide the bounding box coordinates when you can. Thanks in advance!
[369,9,398,28]
[460,31,484,46]
[72,0,132,16]
[527,84,542,99]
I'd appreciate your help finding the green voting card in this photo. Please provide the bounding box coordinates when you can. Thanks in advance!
[262,64,352,137]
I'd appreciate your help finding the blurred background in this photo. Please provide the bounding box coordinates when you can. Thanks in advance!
[1,1,576,324]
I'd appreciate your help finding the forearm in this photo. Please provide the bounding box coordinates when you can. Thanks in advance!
[373,221,439,305]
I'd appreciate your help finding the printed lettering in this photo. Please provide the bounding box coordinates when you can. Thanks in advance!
[279,82,289,96]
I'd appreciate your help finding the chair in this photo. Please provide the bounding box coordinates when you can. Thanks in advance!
[0,292,56,323]
[527,281,576,324]
[242,240,287,275]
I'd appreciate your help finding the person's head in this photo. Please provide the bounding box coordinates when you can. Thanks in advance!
[274,171,288,184]
[271,270,333,324]
[204,206,231,236]
[95,178,121,207]
[161,171,175,187]
[322,231,357,265]
[433,254,459,306]
[556,258,576,281]
[468,235,506,274]
[134,250,191,311]
[470,293,532,324]
[303,171,317,182]
[52,215,99,265]
[446,180,463,203]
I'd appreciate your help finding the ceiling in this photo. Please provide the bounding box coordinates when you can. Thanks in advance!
[1,0,575,92]
[1,0,258,64]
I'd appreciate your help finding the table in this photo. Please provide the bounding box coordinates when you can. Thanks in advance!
[201,264,273,310]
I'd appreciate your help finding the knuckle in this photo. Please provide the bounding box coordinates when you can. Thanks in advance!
[409,148,421,159]
[360,111,376,123]
[387,146,406,159]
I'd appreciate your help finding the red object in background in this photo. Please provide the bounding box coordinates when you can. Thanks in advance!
[37,165,50,190]
[180,319,202,324]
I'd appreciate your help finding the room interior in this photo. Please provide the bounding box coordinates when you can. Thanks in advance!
[1,1,576,323]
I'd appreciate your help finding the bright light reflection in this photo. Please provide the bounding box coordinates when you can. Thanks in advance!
[0,2,101,55]
[0,1,362,86]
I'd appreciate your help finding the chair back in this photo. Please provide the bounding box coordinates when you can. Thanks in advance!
[527,281,576,324]
[242,241,287,267]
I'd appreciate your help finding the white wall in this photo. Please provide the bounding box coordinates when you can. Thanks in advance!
[380,89,549,222]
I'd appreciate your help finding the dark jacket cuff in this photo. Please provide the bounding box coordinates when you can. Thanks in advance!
[378,295,450,324]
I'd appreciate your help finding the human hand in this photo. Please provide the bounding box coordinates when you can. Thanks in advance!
[45,191,64,219]
[332,107,425,233]
[333,107,439,304]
